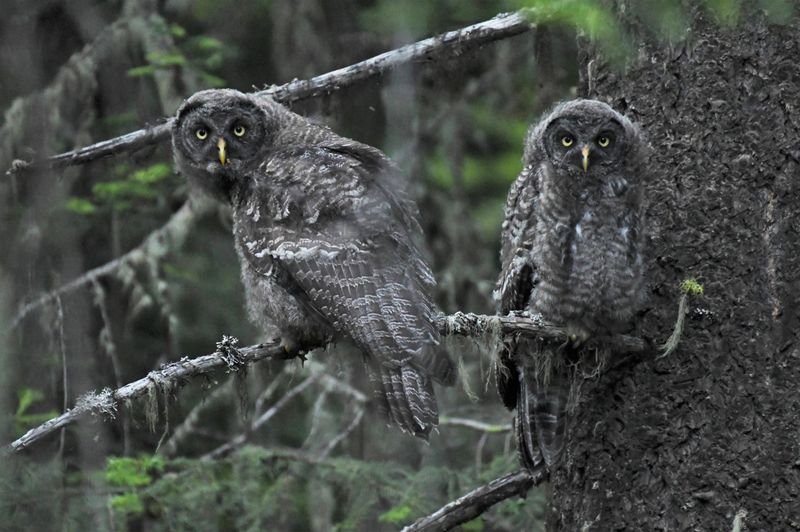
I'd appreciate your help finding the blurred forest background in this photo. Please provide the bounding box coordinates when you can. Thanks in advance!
[0,1,577,530]
[2,0,792,530]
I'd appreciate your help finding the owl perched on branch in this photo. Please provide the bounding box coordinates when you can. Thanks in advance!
[495,99,648,469]
[172,89,455,438]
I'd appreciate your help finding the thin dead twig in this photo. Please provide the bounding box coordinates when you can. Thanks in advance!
[158,378,234,457]
[201,373,320,460]
[402,467,546,532]
[439,416,511,433]
[318,408,365,460]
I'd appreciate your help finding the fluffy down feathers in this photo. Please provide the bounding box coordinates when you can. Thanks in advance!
[495,99,648,468]
[172,89,455,438]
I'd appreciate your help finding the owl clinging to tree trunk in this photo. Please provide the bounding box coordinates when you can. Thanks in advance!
[171,89,455,439]
[495,99,648,469]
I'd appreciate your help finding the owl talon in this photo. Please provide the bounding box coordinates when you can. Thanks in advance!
[569,334,584,349]
[560,328,591,350]
[277,337,312,366]
[277,336,299,359]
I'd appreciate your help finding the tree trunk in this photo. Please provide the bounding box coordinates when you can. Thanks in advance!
[552,9,800,531]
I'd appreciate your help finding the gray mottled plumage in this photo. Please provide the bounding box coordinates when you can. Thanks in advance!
[495,99,648,469]
[172,89,455,438]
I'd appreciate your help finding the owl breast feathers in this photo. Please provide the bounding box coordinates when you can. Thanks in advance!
[172,89,455,439]
[495,99,649,469]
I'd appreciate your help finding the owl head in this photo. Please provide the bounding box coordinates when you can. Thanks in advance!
[172,89,277,201]
[525,99,647,184]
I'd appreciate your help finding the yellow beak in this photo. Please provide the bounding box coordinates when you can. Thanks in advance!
[217,138,227,165]
[581,145,590,172]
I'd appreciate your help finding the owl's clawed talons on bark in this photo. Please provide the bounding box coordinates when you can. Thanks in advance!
[559,335,579,351]
[561,326,591,350]
[277,336,306,362]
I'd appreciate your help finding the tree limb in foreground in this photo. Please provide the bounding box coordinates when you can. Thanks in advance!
[5,340,286,454]
[5,312,648,454]
[8,10,532,174]
[402,467,547,532]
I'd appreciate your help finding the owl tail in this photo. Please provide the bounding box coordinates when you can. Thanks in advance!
[517,350,569,470]
[368,364,439,439]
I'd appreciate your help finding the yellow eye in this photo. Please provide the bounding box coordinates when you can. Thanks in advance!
[233,125,246,137]
[195,128,208,140]
[561,135,574,147]
[598,136,611,147]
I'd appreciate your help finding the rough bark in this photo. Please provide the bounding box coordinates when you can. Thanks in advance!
[550,9,800,531]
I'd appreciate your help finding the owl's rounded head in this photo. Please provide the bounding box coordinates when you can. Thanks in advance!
[172,89,275,201]
[527,99,646,180]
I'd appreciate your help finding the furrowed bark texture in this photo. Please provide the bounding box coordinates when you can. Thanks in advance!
[550,11,800,531]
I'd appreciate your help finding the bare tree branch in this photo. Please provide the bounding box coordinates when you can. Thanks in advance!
[402,467,547,532]
[0,11,182,176]
[6,339,288,454]
[439,416,511,433]
[317,407,365,460]
[256,11,533,103]
[164,365,366,458]
[158,376,234,457]
[8,11,532,174]
[254,367,293,415]
[5,312,649,454]
[6,10,538,334]
[438,311,648,353]
[202,373,320,460]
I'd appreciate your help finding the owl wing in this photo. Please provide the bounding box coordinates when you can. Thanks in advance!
[495,162,570,469]
[234,144,455,437]
[494,163,541,409]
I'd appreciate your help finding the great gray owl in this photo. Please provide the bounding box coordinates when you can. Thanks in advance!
[172,89,455,438]
[495,99,648,469]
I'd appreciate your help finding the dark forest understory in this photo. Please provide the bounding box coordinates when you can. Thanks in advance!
[2,2,799,531]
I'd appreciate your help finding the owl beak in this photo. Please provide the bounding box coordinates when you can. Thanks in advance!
[217,138,227,165]
[581,145,590,172]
